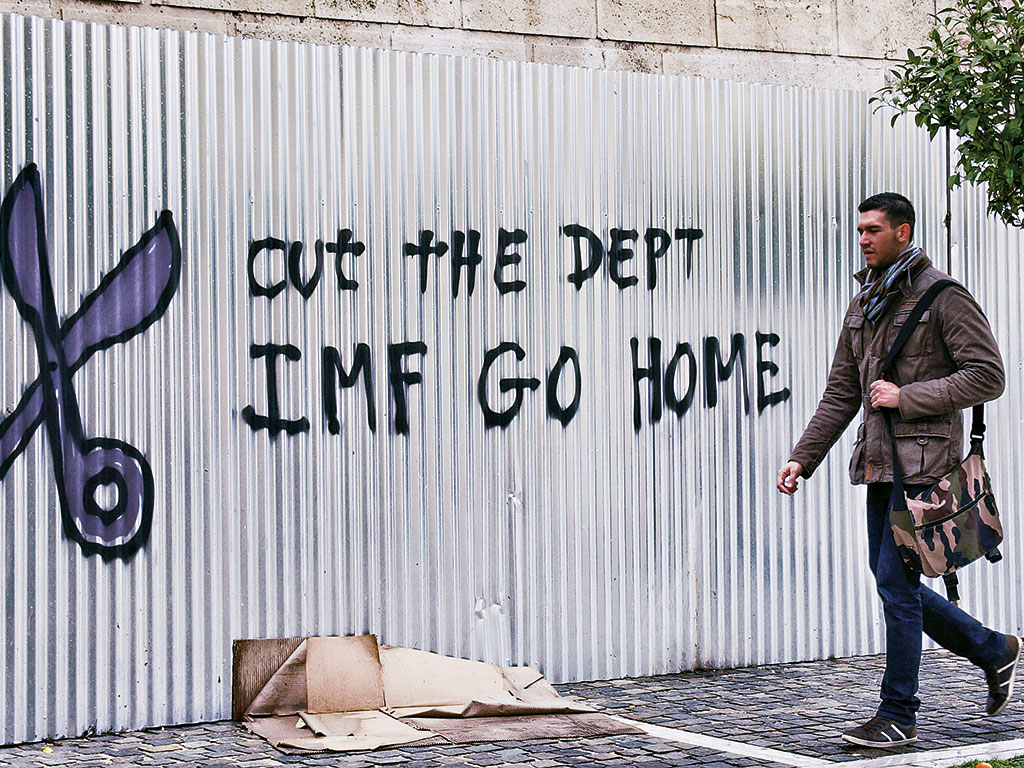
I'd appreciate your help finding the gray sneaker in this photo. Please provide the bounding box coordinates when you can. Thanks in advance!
[841,716,917,748]
[985,635,1022,716]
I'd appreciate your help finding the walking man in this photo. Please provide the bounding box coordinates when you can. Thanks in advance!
[776,193,1021,748]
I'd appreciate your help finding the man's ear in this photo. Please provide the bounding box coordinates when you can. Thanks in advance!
[897,222,912,245]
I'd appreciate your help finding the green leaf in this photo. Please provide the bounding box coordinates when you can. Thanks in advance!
[876,0,1024,228]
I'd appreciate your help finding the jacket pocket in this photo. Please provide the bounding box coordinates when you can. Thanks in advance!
[849,422,866,478]
[892,308,933,356]
[846,312,865,358]
[893,419,951,478]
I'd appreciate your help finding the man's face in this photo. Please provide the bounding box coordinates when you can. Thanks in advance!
[857,209,910,270]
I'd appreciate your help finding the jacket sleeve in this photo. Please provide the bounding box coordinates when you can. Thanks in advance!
[898,286,1005,419]
[788,319,862,478]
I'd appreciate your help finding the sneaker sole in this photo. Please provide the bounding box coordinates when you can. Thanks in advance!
[842,733,918,748]
[988,635,1023,717]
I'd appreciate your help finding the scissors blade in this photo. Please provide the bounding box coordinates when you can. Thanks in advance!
[61,211,181,365]
[0,193,181,477]
[0,164,55,331]
[0,381,44,478]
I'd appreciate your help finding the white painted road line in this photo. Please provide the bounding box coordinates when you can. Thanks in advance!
[616,716,1024,768]
[845,737,1024,767]
[612,717,836,766]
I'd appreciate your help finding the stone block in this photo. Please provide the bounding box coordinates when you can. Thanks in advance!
[530,37,604,68]
[0,0,58,16]
[462,0,595,38]
[838,0,935,59]
[598,0,714,46]
[315,0,459,29]
[390,26,530,60]
[58,1,232,33]
[234,13,389,47]
[602,41,664,73]
[717,0,836,55]
[663,46,889,90]
[153,0,311,15]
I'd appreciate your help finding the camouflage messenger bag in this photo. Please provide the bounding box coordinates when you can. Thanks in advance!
[881,280,1003,589]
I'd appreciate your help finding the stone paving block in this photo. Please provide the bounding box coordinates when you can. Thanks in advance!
[5,650,1024,767]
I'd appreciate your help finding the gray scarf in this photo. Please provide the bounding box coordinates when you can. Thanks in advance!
[858,245,922,323]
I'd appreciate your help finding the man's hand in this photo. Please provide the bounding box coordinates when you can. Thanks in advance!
[869,380,901,409]
[777,461,804,495]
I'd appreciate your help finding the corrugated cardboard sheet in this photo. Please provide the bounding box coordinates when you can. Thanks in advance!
[236,635,639,753]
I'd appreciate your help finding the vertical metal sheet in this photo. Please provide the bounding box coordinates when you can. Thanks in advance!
[1,11,1020,745]
[948,178,1024,647]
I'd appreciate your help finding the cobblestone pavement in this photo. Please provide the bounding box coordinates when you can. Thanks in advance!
[1,650,1020,767]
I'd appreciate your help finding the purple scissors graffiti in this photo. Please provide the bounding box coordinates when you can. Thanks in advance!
[0,164,181,560]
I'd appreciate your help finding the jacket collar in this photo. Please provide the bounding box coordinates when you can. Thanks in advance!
[854,250,933,296]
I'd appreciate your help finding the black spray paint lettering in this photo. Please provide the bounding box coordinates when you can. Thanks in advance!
[665,342,698,417]
[451,229,483,298]
[631,337,664,428]
[494,228,528,295]
[404,228,528,297]
[546,346,582,427]
[236,224,795,439]
[388,341,428,436]
[242,343,311,436]
[248,230,366,298]
[631,332,789,430]
[404,230,450,294]
[321,229,365,291]
[704,333,750,414]
[245,341,429,436]
[477,343,583,429]
[477,343,541,429]
[755,331,791,413]
[322,344,376,433]
[564,225,704,290]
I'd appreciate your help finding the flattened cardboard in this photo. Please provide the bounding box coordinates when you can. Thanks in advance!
[305,636,385,714]
[243,640,309,716]
[231,637,304,719]
[244,714,440,753]
[236,636,629,754]
[299,710,426,740]
[380,645,511,707]
[403,712,644,742]
[389,697,594,718]
[501,666,562,702]
[244,715,309,746]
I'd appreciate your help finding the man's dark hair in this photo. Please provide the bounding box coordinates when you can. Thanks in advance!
[858,193,916,239]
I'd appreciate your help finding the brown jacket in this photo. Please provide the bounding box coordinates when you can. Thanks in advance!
[789,253,1004,485]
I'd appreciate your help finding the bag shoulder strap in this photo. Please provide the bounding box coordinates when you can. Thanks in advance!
[878,278,986,447]
[879,279,957,376]
[879,278,987,509]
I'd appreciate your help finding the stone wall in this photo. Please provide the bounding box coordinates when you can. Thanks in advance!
[0,0,936,89]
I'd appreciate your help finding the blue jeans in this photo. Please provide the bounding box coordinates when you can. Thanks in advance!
[866,482,1006,726]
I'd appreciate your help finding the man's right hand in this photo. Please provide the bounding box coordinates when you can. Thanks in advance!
[776,461,804,495]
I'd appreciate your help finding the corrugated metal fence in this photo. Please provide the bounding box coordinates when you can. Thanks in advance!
[1,11,1022,744]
